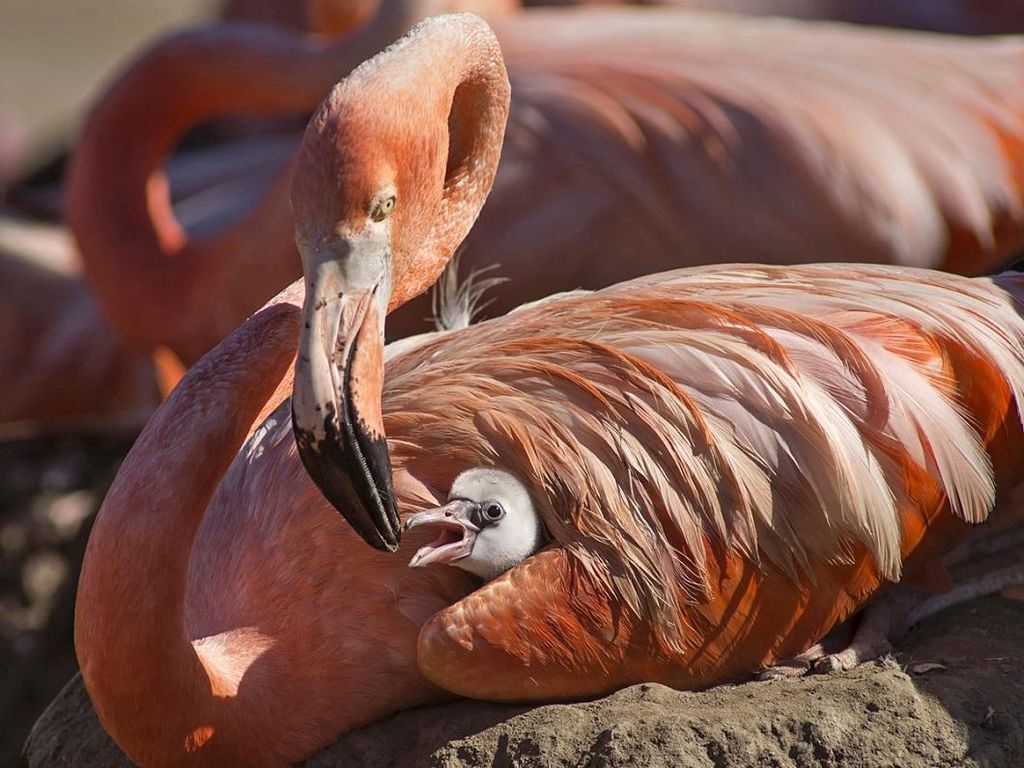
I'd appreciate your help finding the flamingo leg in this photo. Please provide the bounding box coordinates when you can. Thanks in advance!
[759,526,1024,678]
[809,589,913,674]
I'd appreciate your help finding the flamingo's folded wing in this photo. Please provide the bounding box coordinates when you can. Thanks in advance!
[417,548,637,701]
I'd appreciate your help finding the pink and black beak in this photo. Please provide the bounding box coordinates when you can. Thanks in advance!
[405,499,481,568]
[292,233,400,551]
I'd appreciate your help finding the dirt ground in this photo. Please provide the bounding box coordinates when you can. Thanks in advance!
[23,588,1024,767]
[0,434,133,766]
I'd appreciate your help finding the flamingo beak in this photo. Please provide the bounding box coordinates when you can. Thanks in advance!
[406,500,481,568]
[292,235,400,551]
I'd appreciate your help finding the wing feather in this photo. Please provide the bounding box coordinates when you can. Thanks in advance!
[391,264,1024,670]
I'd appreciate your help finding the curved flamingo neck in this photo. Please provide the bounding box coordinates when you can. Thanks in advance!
[332,13,511,310]
[66,27,320,354]
[74,303,299,763]
[395,16,511,308]
[291,13,511,296]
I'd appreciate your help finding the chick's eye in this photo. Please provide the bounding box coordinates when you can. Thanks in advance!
[483,502,505,523]
[370,195,396,222]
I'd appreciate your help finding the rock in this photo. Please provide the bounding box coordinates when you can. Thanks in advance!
[25,597,1024,768]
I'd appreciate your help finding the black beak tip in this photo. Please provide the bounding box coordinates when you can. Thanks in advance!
[350,500,401,552]
[292,406,402,552]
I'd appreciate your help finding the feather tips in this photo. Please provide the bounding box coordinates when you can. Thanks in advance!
[389,264,1024,655]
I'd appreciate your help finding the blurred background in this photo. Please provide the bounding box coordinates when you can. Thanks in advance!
[3,0,1024,765]
[1,1,213,179]
[1,4,215,764]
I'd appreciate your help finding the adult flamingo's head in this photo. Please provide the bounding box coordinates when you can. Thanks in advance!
[291,14,510,550]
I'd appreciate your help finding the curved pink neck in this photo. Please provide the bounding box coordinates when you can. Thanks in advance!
[74,302,300,763]
[291,12,511,311]
[396,15,511,307]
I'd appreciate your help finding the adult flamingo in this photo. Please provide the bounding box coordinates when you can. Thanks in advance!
[539,0,1024,35]
[77,17,1024,765]
[0,219,165,430]
[234,0,1024,37]
[67,5,1024,366]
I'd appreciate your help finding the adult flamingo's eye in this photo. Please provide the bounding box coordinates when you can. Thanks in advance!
[370,195,396,222]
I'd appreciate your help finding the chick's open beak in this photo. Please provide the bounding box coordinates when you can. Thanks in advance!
[406,499,480,568]
[292,235,399,551]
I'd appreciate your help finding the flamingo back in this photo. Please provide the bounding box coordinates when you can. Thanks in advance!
[449,9,1024,327]
[388,264,1024,699]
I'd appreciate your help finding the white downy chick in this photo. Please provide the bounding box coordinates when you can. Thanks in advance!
[406,468,547,580]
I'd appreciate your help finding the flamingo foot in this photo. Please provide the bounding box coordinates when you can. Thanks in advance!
[761,595,902,678]
[758,644,828,680]
[810,617,895,675]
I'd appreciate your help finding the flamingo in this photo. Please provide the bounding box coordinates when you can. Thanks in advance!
[66,4,1024,367]
[77,16,1024,765]
[287,11,1024,701]
[0,218,166,430]
[539,0,1024,35]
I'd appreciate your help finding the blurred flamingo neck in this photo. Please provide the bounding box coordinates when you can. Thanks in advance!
[292,14,509,313]
[66,28,327,345]
[65,16,427,359]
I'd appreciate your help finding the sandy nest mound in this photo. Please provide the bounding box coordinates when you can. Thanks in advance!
[24,595,1024,767]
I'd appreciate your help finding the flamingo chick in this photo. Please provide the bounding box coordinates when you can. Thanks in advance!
[406,468,546,579]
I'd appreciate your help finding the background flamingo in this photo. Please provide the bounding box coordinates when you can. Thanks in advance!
[75,17,1024,764]
[233,0,1024,36]
[536,0,1024,35]
[9,0,1024,430]
[8,0,1024,419]
[66,5,1024,370]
